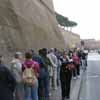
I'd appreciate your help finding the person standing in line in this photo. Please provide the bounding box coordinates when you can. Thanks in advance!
[60,52,73,100]
[72,51,80,79]
[40,48,52,100]
[81,51,88,71]
[30,49,49,100]
[47,48,58,90]
[0,55,16,100]
[22,52,39,100]
[10,52,25,100]
[29,49,43,100]
[54,48,61,86]
[47,50,54,96]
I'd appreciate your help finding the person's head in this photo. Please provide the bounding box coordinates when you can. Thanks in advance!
[50,48,54,53]
[41,48,47,56]
[14,52,22,60]
[38,49,42,55]
[73,52,77,56]
[54,48,57,52]
[25,52,32,60]
[63,51,67,59]
[0,55,3,64]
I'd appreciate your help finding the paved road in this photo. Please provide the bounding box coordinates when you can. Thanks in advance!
[79,53,100,100]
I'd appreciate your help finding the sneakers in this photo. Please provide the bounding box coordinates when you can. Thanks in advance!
[49,93,52,96]
[73,77,77,80]
[73,75,80,79]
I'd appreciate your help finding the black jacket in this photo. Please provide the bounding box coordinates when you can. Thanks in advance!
[60,60,72,81]
[0,64,16,100]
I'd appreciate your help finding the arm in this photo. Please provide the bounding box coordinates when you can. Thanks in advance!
[33,62,40,78]
[47,55,57,67]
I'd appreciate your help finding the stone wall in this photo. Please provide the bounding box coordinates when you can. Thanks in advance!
[0,0,65,56]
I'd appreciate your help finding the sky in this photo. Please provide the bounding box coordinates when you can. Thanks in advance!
[53,0,100,40]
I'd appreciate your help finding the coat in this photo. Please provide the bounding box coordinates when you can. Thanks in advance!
[0,64,16,100]
[60,60,72,81]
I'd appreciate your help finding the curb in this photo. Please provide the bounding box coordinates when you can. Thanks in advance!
[70,71,84,100]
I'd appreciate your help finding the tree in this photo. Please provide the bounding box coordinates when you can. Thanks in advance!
[55,12,77,31]
[55,12,68,26]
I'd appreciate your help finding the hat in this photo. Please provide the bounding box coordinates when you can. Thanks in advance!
[15,52,22,55]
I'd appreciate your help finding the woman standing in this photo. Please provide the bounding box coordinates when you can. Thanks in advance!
[72,52,80,79]
[60,52,73,100]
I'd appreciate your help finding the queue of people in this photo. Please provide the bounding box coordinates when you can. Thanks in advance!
[0,48,87,100]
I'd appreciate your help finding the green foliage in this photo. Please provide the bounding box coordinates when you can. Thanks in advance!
[55,12,77,27]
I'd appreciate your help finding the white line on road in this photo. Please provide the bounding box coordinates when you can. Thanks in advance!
[80,97,85,100]
[87,75,100,78]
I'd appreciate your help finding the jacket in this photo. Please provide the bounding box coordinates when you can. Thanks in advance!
[0,64,16,100]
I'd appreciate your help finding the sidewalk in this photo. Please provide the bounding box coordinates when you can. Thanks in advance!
[50,70,84,100]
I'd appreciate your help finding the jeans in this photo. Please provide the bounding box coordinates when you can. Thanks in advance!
[82,59,87,70]
[38,76,49,100]
[24,80,38,100]
[43,76,49,98]
[14,83,24,100]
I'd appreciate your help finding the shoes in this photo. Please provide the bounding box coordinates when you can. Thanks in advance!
[73,77,77,80]
[49,93,52,96]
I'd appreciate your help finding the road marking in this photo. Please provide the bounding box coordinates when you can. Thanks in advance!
[80,97,85,100]
[87,75,100,78]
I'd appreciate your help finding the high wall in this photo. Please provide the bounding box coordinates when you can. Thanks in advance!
[0,0,65,55]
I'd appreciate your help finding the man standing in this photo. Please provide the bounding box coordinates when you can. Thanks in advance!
[0,55,16,100]
[10,52,24,100]
[47,48,58,90]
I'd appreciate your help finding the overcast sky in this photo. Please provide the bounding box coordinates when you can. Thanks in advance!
[53,0,100,40]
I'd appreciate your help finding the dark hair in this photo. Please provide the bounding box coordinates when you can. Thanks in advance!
[0,55,3,64]
[42,48,47,56]
[38,49,42,55]
[25,52,32,59]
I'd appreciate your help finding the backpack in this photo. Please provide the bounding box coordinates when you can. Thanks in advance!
[22,64,37,86]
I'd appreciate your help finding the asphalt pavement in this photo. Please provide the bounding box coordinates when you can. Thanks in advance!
[79,53,100,100]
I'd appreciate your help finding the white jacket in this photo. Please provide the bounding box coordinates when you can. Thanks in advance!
[47,53,58,68]
[10,58,22,83]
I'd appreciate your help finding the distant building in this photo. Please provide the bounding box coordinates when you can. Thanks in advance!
[82,39,100,49]
[60,28,81,49]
